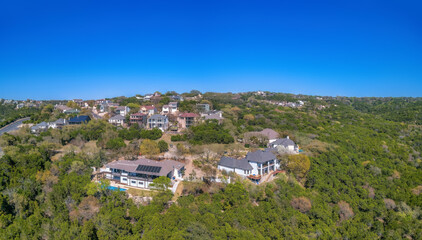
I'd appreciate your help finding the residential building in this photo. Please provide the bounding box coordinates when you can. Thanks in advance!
[140,105,157,116]
[69,115,91,125]
[147,114,169,131]
[143,94,153,101]
[115,106,130,116]
[49,118,67,129]
[169,102,178,114]
[161,105,170,115]
[16,103,25,109]
[268,136,299,154]
[30,122,49,134]
[161,102,178,115]
[98,103,108,113]
[170,95,184,101]
[178,113,199,129]
[130,112,147,127]
[150,95,162,104]
[55,104,71,113]
[244,128,280,144]
[95,99,110,105]
[108,114,126,126]
[218,150,279,181]
[63,108,80,114]
[217,156,253,176]
[201,110,224,123]
[196,103,210,113]
[100,158,185,189]
[72,99,84,107]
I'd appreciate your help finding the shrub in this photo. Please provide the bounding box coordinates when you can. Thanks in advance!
[140,128,162,140]
[171,134,187,142]
[105,137,126,150]
[383,198,396,210]
[139,139,160,156]
[158,140,169,153]
[338,201,354,221]
[291,197,312,213]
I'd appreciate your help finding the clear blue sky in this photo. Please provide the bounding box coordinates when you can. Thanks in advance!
[1,0,421,100]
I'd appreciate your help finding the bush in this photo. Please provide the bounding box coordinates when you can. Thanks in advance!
[140,139,160,156]
[171,134,187,142]
[291,197,312,213]
[158,140,169,153]
[105,137,126,150]
[286,154,311,178]
[140,129,162,140]
[188,120,234,145]
[338,201,354,221]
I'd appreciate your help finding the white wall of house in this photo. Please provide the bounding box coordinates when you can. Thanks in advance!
[249,162,260,175]
[162,107,169,114]
[217,165,249,177]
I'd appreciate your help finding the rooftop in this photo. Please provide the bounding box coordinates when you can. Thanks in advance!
[271,137,296,147]
[179,112,199,118]
[245,150,276,163]
[219,156,253,170]
[149,114,167,120]
[106,158,185,177]
[69,115,91,123]
[109,114,125,120]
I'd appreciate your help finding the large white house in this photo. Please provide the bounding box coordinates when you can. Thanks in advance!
[147,114,169,131]
[218,150,280,181]
[100,158,185,189]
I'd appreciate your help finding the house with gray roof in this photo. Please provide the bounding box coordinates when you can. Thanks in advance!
[218,150,279,180]
[201,110,224,123]
[100,158,184,189]
[115,106,130,116]
[147,114,169,131]
[218,156,253,176]
[268,136,299,154]
[49,118,67,129]
[30,122,49,134]
[108,114,126,126]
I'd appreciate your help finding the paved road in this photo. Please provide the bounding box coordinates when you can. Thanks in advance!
[0,117,30,136]
[0,117,30,154]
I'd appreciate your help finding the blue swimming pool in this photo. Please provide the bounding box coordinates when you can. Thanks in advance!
[108,186,127,191]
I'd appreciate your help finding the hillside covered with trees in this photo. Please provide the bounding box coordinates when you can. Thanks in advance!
[0,92,421,239]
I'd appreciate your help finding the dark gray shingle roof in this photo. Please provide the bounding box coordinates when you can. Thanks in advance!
[218,156,253,170]
[109,115,125,120]
[271,138,296,147]
[245,150,276,163]
[149,114,167,120]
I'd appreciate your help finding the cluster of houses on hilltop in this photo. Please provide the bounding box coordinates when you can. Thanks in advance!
[218,129,299,183]
[105,101,224,132]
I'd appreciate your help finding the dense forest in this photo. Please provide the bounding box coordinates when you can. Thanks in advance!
[0,93,421,239]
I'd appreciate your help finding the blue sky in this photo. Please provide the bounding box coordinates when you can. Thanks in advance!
[0,0,421,100]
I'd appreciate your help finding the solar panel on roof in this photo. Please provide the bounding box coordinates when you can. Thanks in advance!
[136,165,162,173]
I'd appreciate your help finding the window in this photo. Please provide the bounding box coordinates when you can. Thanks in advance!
[139,181,144,185]
[131,181,136,184]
